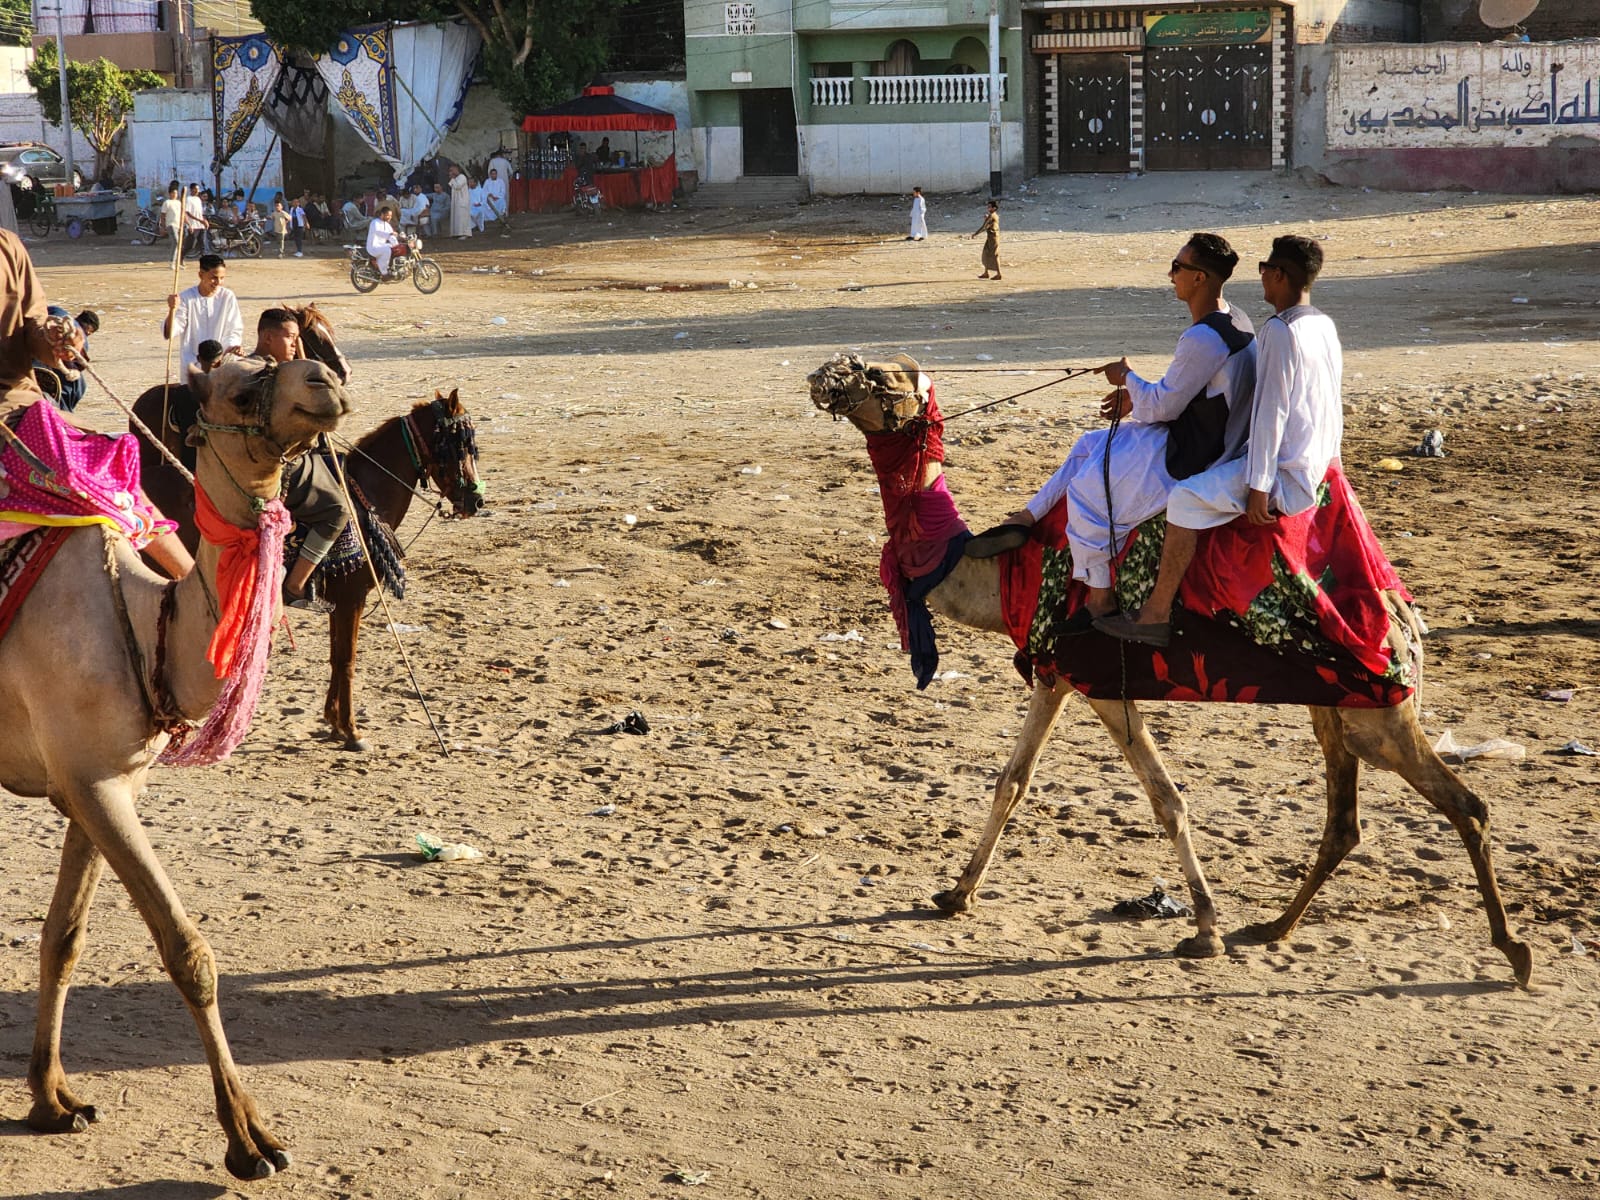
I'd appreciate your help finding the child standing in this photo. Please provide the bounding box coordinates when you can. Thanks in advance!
[289,194,308,257]
[972,199,1001,280]
[907,186,927,241]
[270,198,290,257]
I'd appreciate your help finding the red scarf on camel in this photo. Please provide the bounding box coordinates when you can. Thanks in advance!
[193,483,268,678]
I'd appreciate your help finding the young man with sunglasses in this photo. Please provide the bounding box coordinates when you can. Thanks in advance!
[1096,234,1340,647]
[967,232,1255,630]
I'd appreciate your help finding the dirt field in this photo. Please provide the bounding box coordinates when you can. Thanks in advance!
[2,171,1598,1200]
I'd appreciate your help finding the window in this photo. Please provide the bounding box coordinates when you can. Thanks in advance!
[724,2,755,35]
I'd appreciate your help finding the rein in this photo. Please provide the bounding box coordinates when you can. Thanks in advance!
[938,366,1098,422]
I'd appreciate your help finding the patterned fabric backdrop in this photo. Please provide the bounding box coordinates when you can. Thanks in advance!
[314,25,399,165]
[212,34,284,172]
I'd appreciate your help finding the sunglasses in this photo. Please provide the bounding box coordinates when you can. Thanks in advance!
[1169,258,1209,276]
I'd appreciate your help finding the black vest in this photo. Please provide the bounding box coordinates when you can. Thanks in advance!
[1164,310,1254,480]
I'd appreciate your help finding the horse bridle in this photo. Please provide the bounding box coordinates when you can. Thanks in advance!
[401,399,481,513]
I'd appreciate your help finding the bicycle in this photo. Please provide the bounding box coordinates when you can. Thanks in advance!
[24,185,55,237]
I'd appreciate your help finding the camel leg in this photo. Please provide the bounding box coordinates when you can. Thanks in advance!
[1236,707,1361,945]
[934,681,1072,913]
[28,820,106,1133]
[323,595,368,751]
[60,777,291,1179]
[1337,706,1532,987]
[1088,698,1223,958]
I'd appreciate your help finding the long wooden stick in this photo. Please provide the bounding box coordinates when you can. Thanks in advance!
[160,189,189,450]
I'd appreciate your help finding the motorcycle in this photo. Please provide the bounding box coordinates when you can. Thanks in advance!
[349,234,442,294]
[208,210,264,258]
[572,179,602,217]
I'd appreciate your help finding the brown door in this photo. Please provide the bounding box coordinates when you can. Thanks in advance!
[1057,53,1130,173]
[1143,45,1271,170]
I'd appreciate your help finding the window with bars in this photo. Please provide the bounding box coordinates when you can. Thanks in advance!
[724,2,755,34]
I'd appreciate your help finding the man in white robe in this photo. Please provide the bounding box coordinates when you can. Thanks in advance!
[400,185,429,235]
[967,234,1255,630]
[907,186,927,240]
[366,206,401,276]
[483,168,508,228]
[162,254,244,380]
[448,166,471,238]
[1097,235,1340,647]
[468,178,488,232]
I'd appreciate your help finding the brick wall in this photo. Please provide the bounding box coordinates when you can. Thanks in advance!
[1423,0,1600,41]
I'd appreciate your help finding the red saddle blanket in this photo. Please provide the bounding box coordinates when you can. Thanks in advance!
[997,464,1415,708]
[0,525,71,645]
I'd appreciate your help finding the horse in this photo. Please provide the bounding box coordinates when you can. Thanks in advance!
[808,352,1530,985]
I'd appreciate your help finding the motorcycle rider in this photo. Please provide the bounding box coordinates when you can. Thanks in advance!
[365,204,404,279]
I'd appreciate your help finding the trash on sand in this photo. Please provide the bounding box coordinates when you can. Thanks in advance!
[1375,457,1406,472]
[589,804,617,817]
[1111,886,1193,920]
[490,316,508,325]
[839,283,866,291]
[1571,935,1600,956]
[1415,429,1446,457]
[820,629,865,643]
[768,617,789,630]
[1540,688,1576,702]
[668,1169,710,1186]
[1433,729,1526,763]
[416,834,484,862]
[385,622,429,634]
[601,710,650,735]
[1556,740,1598,757]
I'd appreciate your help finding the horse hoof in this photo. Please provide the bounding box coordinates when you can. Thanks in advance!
[1233,921,1288,945]
[1174,932,1226,959]
[932,888,971,914]
[342,738,369,753]
[1504,939,1534,988]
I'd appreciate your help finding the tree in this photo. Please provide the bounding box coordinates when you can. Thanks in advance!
[27,42,162,179]
[251,0,628,117]
[0,0,33,46]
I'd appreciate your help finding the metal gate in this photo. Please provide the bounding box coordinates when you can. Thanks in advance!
[1057,54,1130,173]
[1143,45,1271,170]
[740,89,799,177]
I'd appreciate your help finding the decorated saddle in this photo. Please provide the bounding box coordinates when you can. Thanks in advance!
[283,451,406,607]
[998,463,1416,708]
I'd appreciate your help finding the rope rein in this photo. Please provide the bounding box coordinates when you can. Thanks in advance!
[937,366,1099,422]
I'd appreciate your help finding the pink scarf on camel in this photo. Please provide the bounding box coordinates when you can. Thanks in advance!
[159,486,290,766]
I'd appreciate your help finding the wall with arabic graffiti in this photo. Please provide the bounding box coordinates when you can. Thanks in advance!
[1330,41,1600,148]
[1295,40,1600,192]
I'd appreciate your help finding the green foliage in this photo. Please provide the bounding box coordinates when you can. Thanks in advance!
[26,42,163,173]
[0,0,32,45]
[250,0,628,117]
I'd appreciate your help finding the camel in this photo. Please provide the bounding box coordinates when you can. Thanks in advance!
[0,357,351,1178]
[809,352,1531,986]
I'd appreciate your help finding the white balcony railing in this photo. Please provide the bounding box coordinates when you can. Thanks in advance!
[867,73,1006,105]
[810,77,854,106]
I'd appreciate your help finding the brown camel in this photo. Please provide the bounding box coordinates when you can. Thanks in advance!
[0,357,350,1178]
[809,352,1531,986]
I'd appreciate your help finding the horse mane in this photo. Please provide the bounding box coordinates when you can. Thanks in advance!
[351,398,437,452]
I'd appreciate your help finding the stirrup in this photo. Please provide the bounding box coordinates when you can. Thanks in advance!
[965,523,1031,559]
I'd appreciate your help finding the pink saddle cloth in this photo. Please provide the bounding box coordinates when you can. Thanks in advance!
[0,399,173,548]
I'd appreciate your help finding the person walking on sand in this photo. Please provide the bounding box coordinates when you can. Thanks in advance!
[972,199,1000,279]
[908,186,928,241]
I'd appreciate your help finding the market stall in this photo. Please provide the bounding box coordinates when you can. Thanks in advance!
[518,86,678,213]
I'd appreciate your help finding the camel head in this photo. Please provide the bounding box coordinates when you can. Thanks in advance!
[808,351,928,435]
[190,357,350,512]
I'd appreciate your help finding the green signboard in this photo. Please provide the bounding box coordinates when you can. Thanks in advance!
[1144,11,1270,47]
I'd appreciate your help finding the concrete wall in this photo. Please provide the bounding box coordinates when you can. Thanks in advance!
[130,87,280,204]
[1294,39,1600,191]
[1422,0,1598,42]
[1293,0,1419,43]
[604,78,694,172]
[801,118,1022,191]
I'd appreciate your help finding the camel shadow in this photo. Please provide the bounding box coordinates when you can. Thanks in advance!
[0,908,1513,1083]
[0,1176,225,1200]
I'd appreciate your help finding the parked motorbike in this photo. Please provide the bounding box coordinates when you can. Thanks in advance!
[134,205,160,245]
[349,234,442,294]
[208,210,264,258]
[572,180,602,217]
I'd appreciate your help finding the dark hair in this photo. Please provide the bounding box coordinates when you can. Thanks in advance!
[1185,232,1238,281]
[75,309,99,333]
[197,339,223,368]
[257,307,299,333]
[1267,234,1324,290]
[197,253,225,272]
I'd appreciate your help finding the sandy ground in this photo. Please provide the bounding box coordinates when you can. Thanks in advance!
[1,171,1598,1200]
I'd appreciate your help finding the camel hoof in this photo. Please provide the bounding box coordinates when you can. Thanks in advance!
[1174,932,1226,959]
[269,1148,293,1172]
[27,1103,97,1133]
[1504,939,1533,988]
[227,1152,280,1181]
[1233,921,1289,945]
[932,888,972,914]
[342,737,369,752]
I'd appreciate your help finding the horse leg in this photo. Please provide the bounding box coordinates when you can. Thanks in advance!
[934,681,1072,913]
[28,819,105,1133]
[61,775,290,1178]
[1337,706,1532,986]
[1236,706,1361,944]
[323,590,367,751]
[1087,697,1223,958]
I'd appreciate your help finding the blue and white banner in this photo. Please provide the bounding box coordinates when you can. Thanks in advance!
[212,34,284,171]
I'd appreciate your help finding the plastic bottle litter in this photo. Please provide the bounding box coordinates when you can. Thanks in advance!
[416,834,484,862]
[1433,730,1526,764]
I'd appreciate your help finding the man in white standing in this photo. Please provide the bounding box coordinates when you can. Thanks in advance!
[182,183,210,258]
[158,183,185,267]
[448,165,472,238]
[483,167,509,231]
[162,254,244,380]
[1097,235,1341,647]
[907,186,928,241]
